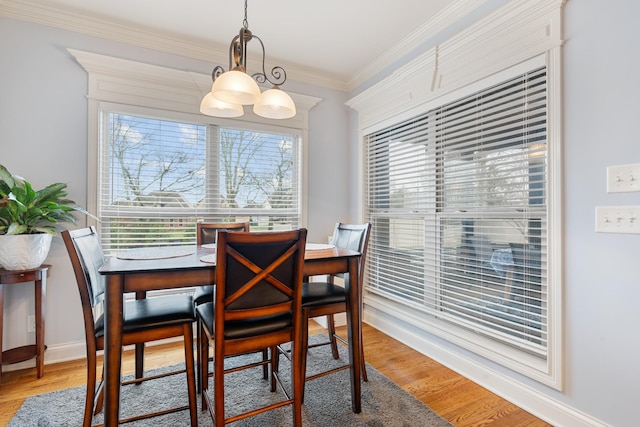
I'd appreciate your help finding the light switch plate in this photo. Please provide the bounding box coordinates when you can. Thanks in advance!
[595,206,640,234]
[607,163,640,192]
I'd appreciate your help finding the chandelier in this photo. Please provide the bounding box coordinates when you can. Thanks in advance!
[200,0,296,119]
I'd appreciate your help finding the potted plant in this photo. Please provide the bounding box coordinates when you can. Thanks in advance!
[0,164,90,270]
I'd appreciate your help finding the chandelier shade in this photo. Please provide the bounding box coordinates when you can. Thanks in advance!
[199,0,296,120]
[200,91,244,117]
[211,69,261,105]
[253,87,296,119]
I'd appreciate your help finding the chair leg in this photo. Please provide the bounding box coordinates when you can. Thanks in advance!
[291,337,303,427]
[326,314,340,359]
[328,313,368,381]
[196,319,202,394]
[358,292,368,382]
[199,319,209,410]
[269,346,277,392]
[301,308,310,403]
[182,324,198,427]
[134,291,147,380]
[262,348,269,380]
[358,325,368,382]
[213,350,225,427]
[83,354,97,427]
[94,370,105,414]
[134,343,144,380]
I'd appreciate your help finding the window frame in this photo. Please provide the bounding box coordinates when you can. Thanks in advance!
[348,0,564,388]
[94,103,304,253]
[70,49,320,251]
[362,56,559,385]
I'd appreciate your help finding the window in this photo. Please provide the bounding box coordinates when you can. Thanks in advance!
[364,66,548,359]
[97,107,302,254]
[70,49,319,257]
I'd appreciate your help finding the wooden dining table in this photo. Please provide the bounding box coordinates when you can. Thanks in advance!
[98,243,362,426]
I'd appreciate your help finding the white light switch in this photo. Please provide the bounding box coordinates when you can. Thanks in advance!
[595,206,640,234]
[607,163,640,192]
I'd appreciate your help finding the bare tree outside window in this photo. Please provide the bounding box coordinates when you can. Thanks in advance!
[100,113,300,251]
[109,114,206,207]
[219,129,296,226]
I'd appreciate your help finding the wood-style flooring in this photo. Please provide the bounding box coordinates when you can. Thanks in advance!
[0,322,551,426]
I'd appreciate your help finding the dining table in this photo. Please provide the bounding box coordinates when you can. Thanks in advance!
[98,243,362,426]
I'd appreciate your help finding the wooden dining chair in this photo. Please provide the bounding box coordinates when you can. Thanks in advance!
[193,221,259,393]
[196,229,307,426]
[62,227,198,427]
[279,222,371,390]
[192,221,250,306]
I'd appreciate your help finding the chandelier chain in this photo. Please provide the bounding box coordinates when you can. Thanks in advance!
[243,0,249,29]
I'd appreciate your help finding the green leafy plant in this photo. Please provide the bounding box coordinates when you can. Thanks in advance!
[0,164,90,235]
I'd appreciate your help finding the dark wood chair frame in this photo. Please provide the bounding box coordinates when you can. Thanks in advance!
[196,229,306,426]
[193,221,265,393]
[279,222,372,390]
[62,226,198,427]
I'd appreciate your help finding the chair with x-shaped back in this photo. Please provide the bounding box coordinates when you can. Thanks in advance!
[196,229,307,426]
[192,221,262,393]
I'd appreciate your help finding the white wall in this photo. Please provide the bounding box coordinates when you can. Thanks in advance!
[0,17,352,363]
[561,1,640,424]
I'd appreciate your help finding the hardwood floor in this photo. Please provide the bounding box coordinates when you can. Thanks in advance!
[0,322,551,426]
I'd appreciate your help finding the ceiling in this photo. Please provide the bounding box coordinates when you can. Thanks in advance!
[2,0,478,90]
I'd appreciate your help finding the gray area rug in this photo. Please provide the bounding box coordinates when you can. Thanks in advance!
[10,335,452,426]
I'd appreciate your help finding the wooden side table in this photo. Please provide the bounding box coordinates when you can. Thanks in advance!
[0,264,50,385]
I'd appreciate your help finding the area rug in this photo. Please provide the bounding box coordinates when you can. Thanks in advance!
[9,335,452,426]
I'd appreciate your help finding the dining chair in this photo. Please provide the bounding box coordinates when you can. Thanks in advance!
[193,221,261,393]
[193,221,251,306]
[196,229,307,426]
[279,222,371,390]
[61,226,198,427]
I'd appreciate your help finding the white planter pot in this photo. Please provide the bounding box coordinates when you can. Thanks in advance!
[0,234,53,270]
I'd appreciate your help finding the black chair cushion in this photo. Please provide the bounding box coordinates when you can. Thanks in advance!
[94,294,196,338]
[301,282,346,307]
[196,302,292,340]
[193,285,214,305]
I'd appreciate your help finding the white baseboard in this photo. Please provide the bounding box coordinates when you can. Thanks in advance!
[1,337,184,373]
[364,310,609,427]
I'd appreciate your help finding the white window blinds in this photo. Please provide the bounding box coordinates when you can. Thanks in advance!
[364,66,548,357]
[98,110,302,254]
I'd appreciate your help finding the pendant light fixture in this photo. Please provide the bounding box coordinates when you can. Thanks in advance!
[200,0,296,119]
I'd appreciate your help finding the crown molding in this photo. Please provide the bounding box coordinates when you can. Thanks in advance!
[347,0,488,91]
[0,0,348,91]
[348,0,563,133]
[0,0,497,94]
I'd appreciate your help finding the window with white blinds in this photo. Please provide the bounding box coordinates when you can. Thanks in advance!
[364,66,548,357]
[98,109,302,254]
